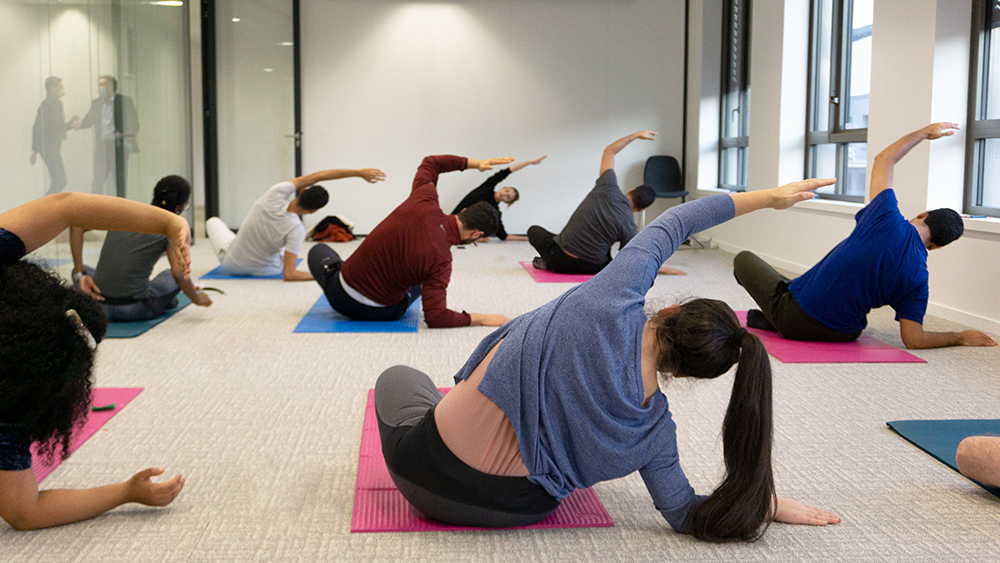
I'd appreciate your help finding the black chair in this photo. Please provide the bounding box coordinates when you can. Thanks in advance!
[641,155,688,228]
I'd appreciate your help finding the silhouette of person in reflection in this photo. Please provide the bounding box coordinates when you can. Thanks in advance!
[31,77,79,195]
[77,76,138,197]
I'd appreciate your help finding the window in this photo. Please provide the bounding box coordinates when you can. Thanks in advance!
[966,0,1000,217]
[806,0,872,202]
[719,0,751,192]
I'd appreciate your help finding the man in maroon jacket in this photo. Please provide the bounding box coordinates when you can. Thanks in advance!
[308,155,513,328]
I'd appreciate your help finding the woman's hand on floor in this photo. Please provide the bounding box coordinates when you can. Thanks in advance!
[773,497,841,526]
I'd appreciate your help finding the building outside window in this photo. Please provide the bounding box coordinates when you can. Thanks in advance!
[966,0,1000,218]
[806,0,873,202]
[719,0,751,192]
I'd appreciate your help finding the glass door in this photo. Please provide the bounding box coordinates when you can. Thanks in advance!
[213,0,298,228]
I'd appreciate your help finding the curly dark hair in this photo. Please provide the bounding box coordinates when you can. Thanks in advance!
[0,261,107,462]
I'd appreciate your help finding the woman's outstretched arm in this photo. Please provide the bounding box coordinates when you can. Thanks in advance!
[0,193,191,278]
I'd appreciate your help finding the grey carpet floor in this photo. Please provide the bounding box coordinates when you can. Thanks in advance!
[5,238,999,562]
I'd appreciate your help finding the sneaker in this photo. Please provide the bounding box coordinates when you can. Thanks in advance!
[532,256,548,270]
[746,309,777,332]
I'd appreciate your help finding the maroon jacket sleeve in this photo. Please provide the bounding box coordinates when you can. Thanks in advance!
[412,155,469,194]
[420,259,472,328]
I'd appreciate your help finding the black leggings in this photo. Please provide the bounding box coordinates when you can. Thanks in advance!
[733,251,861,342]
[374,365,560,528]
[527,226,610,275]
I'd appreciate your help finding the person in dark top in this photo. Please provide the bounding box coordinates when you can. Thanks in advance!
[0,192,189,530]
[31,77,79,195]
[528,130,685,276]
[450,155,547,242]
[308,155,513,329]
[733,122,997,349]
[76,75,139,197]
[71,176,212,321]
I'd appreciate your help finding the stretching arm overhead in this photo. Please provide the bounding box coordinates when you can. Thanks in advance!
[290,168,386,191]
[0,193,191,278]
[869,122,958,201]
[508,155,547,173]
[600,130,657,175]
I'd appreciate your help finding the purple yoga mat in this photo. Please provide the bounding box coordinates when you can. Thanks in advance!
[736,311,926,363]
[519,261,595,284]
[351,389,615,532]
[31,388,143,483]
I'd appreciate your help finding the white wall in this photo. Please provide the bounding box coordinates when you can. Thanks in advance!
[300,0,686,234]
[687,0,1000,334]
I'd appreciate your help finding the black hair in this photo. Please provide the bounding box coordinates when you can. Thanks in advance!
[0,261,107,462]
[506,187,520,204]
[653,298,775,542]
[456,201,500,236]
[924,208,964,247]
[297,185,329,211]
[152,175,191,212]
[629,185,656,210]
[45,76,62,93]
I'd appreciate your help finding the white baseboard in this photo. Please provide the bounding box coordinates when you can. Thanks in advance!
[713,241,1000,336]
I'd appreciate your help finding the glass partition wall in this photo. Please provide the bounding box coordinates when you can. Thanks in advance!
[0,0,193,268]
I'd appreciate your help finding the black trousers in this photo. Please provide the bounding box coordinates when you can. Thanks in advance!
[374,365,560,528]
[733,251,861,342]
[308,244,420,321]
[527,226,610,275]
[42,152,67,195]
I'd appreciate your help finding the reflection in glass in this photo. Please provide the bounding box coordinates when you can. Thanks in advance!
[976,139,1000,208]
[31,77,76,195]
[845,0,872,129]
[812,144,837,194]
[843,142,867,196]
[77,75,139,197]
[812,0,833,132]
[986,0,1000,119]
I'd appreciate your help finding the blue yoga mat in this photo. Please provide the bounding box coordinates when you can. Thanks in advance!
[887,418,1000,496]
[104,294,193,339]
[200,259,302,280]
[294,296,420,333]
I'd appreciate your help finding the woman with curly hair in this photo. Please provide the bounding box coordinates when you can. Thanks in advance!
[0,192,190,530]
[375,177,841,541]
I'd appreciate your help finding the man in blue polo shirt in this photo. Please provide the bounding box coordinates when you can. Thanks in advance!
[733,122,996,349]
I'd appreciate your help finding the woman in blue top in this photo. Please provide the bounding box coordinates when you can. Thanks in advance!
[375,177,841,541]
[0,192,190,530]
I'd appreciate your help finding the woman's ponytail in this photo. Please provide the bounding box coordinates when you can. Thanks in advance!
[687,330,775,542]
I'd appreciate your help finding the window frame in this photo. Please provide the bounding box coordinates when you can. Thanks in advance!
[806,0,869,203]
[965,0,1000,218]
[718,0,752,192]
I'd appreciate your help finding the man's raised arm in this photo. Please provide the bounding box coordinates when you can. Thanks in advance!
[600,130,657,176]
[869,122,958,201]
[289,168,386,191]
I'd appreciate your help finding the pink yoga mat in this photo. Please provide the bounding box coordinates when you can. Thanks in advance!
[352,389,614,532]
[736,311,925,364]
[519,261,595,284]
[31,388,143,483]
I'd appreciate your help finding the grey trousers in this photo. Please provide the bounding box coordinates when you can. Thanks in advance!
[733,251,861,342]
[374,366,560,528]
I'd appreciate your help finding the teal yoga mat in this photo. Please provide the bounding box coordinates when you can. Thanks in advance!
[103,294,192,338]
[199,259,302,280]
[887,418,1000,496]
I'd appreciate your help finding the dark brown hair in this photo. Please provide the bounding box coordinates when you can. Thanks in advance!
[653,298,775,542]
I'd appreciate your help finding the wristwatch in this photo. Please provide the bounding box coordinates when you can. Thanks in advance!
[72,270,85,283]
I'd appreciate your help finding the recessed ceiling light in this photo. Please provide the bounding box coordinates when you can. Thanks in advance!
[264,68,273,72]
[232,17,241,22]
[280,42,293,46]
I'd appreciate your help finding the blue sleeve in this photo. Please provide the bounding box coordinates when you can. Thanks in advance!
[1,228,28,266]
[580,194,736,301]
[892,283,929,324]
[638,440,706,534]
[0,424,33,471]
[857,189,899,225]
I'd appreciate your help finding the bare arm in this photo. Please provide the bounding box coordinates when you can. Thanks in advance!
[600,130,657,175]
[503,234,529,242]
[0,467,184,531]
[282,251,313,282]
[166,248,212,307]
[869,122,958,201]
[899,318,997,349]
[730,178,835,217]
[0,193,191,278]
[466,157,515,172]
[469,313,510,327]
[508,155,547,174]
[289,168,386,191]
[69,226,105,301]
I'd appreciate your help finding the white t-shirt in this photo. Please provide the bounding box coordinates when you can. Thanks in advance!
[221,182,306,276]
